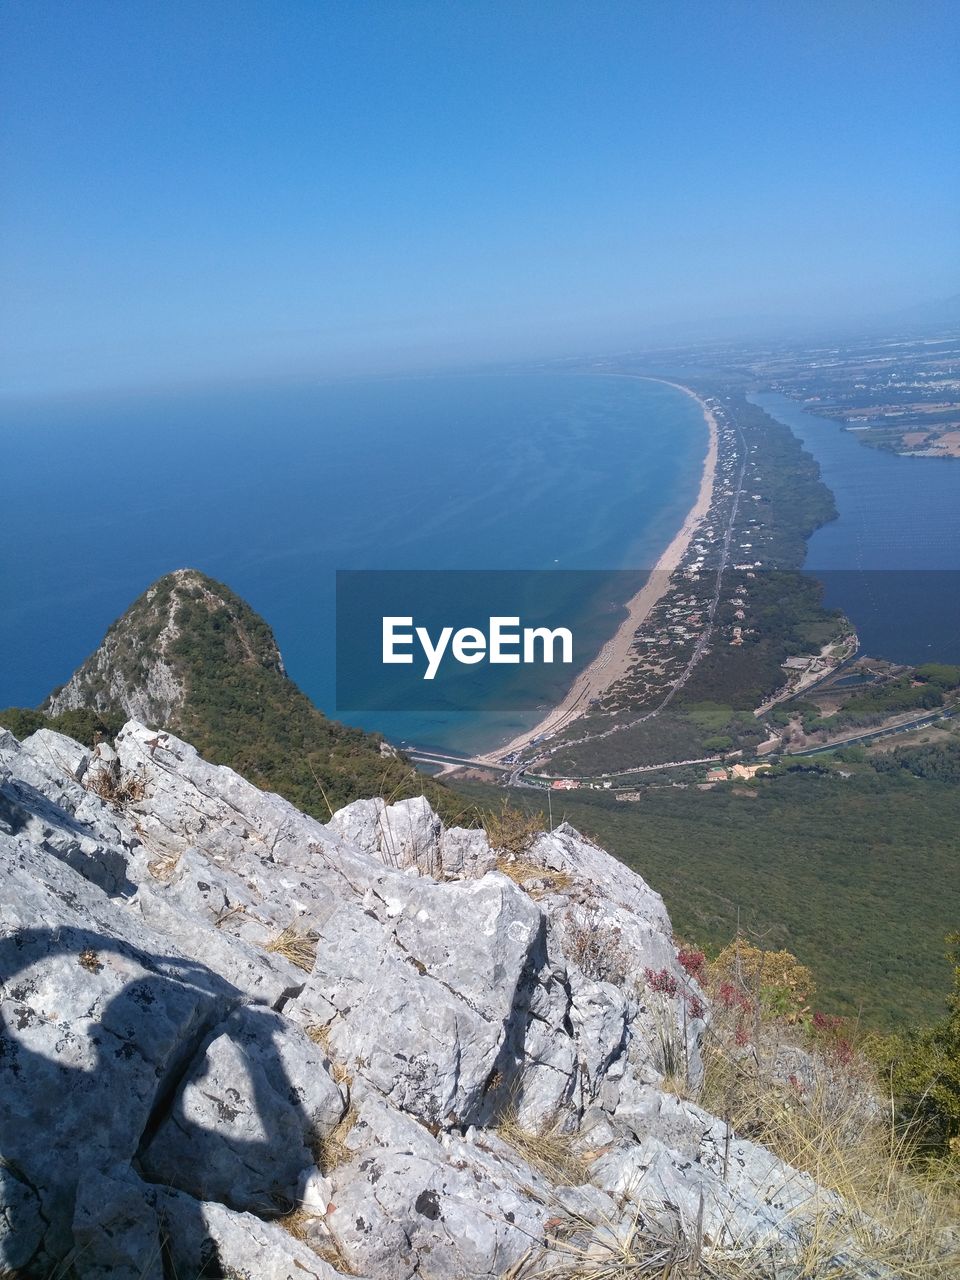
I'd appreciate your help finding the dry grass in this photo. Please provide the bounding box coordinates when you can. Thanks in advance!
[497,1110,590,1187]
[561,902,633,987]
[305,1020,334,1052]
[86,764,147,809]
[313,1104,358,1175]
[146,849,180,880]
[709,1060,960,1277]
[495,853,573,897]
[281,1206,317,1241]
[265,924,318,972]
[281,1207,357,1274]
[507,1200,766,1279]
[698,946,960,1279]
[77,947,103,974]
[483,799,546,856]
[305,1021,352,1086]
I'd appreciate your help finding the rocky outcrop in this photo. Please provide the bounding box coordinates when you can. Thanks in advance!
[0,720,857,1278]
[29,568,459,823]
[44,569,286,723]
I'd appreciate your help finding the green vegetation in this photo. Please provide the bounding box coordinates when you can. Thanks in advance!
[458,764,960,1029]
[3,570,465,824]
[870,935,960,1160]
[697,940,960,1271]
[547,393,846,775]
[165,592,464,820]
[699,393,839,568]
[810,675,945,732]
[0,706,124,746]
[916,663,960,690]
[872,737,960,784]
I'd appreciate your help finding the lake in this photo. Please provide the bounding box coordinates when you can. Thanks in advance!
[752,391,960,665]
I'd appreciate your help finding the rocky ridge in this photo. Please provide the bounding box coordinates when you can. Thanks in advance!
[21,568,457,819]
[44,569,286,724]
[1,719,865,1278]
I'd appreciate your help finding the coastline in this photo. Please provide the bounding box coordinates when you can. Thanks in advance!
[475,379,719,765]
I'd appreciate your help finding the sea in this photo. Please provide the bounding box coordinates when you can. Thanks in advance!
[0,373,708,755]
[752,391,960,666]
[4,377,957,757]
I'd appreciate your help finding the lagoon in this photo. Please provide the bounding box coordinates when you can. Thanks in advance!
[752,391,960,665]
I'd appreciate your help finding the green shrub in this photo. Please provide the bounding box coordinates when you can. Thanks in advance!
[870,933,960,1160]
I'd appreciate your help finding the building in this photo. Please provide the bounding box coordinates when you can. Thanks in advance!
[729,763,770,780]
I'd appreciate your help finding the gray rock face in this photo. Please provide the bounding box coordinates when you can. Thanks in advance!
[0,836,240,1264]
[71,1165,165,1280]
[0,718,849,1278]
[158,1187,354,1280]
[141,1007,345,1212]
[294,867,567,1129]
[329,795,443,874]
[526,823,709,1090]
[0,1161,45,1273]
[326,1085,568,1279]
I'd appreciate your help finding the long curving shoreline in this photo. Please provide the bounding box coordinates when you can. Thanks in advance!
[475,379,719,766]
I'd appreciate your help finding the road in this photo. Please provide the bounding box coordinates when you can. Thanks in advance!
[787,708,955,756]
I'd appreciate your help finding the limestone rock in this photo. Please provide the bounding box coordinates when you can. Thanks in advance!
[326,1086,579,1279]
[43,568,286,724]
[0,833,240,1266]
[527,823,709,1089]
[0,718,868,1278]
[159,1188,359,1280]
[71,1165,164,1280]
[141,1007,345,1213]
[328,795,443,874]
[0,1160,45,1273]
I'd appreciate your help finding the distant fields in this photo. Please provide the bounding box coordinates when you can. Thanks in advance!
[456,767,960,1030]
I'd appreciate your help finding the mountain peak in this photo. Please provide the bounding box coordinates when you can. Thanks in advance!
[31,570,458,820]
[45,568,286,725]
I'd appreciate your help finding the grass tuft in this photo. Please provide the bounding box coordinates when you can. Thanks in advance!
[495,854,573,896]
[496,1110,590,1187]
[305,1022,353,1086]
[510,1199,763,1279]
[698,940,960,1278]
[312,1104,358,1175]
[265,924,318,972]
[86,764,147,809]
[281,1206,357,1274]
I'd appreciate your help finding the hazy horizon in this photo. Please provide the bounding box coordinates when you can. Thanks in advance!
[2,0,958,398]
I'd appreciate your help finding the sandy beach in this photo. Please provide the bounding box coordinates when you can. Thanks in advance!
[475,380,718,766]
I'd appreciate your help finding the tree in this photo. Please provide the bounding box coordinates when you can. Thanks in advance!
[873,933,960,1158]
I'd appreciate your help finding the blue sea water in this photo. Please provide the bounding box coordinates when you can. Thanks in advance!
[0,373,707,753]
[752,391,960,664]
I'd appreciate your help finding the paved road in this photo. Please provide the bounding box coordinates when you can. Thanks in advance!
[788,709,955,756]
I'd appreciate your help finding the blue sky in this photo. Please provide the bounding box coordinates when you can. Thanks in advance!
[2,0,957,395]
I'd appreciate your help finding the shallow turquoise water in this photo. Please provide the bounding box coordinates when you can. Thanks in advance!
[0,373,707,752]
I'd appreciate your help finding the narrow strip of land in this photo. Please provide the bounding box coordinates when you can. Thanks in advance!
[474,379,718,766]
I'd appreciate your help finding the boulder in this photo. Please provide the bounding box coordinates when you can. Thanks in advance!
[0,1160,45,1274]
[328,795,443,874]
